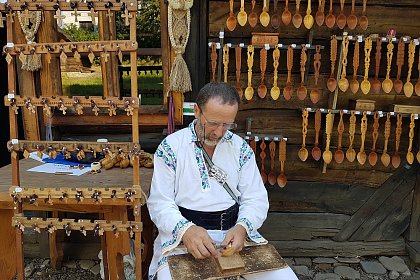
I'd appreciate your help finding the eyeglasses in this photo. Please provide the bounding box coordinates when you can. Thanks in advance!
[200,111,237,130]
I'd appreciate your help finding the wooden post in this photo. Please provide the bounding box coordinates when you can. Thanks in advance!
[408,171,420,241]
[160,0,169,107]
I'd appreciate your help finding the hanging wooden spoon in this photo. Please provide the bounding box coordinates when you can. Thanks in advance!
[260,0,270,27]
[381,113,391,167]
[359,0,368,30]
[310,45,322,104]
[347,0,357,30]
[282,0,292,25]
[334,111,345,163]
[404,40,416,97]
[315,0,325,26]
[322,111,334,164]
[346,111,357,162]
[268,139,277,186]
[245,45,255,100]
[271,0,281,29]
[297,45,308,100]
[211,42,217,82]
[312,109,322,161]
[248,0,258,28]
[394,39,405,94]
[223,44,229,83]
[299,109,309,161]
[226,0,238,31]
[271,46,281,100]
[338,36,350,92]
[283,46,294,101]
[237,0,248,26]
[368,112,380,166]
[327,36,338,92]
[382,37,394,94]
[357,112,368,165]
[258,47,268,99]
[277,139,287,188]
[235,46,243,98]
[406,114,416,165]
[350,40,360,94]
[392,114,402,168]
[304,0,314,29]
[325,0,335,29]
[371,38,382,94]
[361,37,373,95]
[292,0,303,28]
[260,138,268,184]
[415,49,420,96]
[336,0,346,29]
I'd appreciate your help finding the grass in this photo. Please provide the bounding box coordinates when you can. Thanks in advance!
[61,69,164,105]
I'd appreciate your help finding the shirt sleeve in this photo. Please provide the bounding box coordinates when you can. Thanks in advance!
[147,139,194,255]
[236,140,269,244]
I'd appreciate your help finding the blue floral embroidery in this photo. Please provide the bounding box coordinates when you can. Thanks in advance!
[237,217,254,232]
[155,139,176,172]
[161,219,191,249]
[158,256,167,267]
[193,145,210,190]
[223,130,234,141]
[239,140,253,171]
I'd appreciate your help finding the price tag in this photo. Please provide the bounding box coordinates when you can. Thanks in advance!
[219,31,224,39]
[6,42,14,48]
[403,37,408,42]
[392,37,397,42]
[227,43,232,48]
[216,43,221,49]
[414,39,419,46]
[11,139,18,144]
[348,36,353,40]
[358,35,363,42]
[390,112,395,116]
[343,109,349,114]
[355,111,361,115]
[8,93,15,99]
[245,135,250,140]
[239,43,245,48]
[305,44,311,48]
[382,37,387,42]
[278,44,283,48]
[254,136,259,142]
[264,137,269,141]
[14,187,22,193]
[415,114,419,120]
[283,138,288,142]
[264,44,270,50]
[366,111,372,115]
[291,44,297,48]
[208,42,212,47]
[320,108,326,113]
[273,137,279,141]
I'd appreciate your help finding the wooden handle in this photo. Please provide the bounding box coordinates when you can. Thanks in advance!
[247,45,254,87]
[325,111,333,152]
[251,0,256,11]
[211,42,217,82]
[306,0,312,14]
[314,45,321,86]
[250,139,257,154]
[279,140,286,171]
[273,46,280,86]
[337,111,344,149]
[329,0,333,12]
[330,36,338,78]
[287,46,293,84]
[223,44,229,83]
[341,36,349,79]
[296,0,301,12]
[274,0,278,11]
[260,139,266,172]
[362,0,367,14]
[408,114,415,153]
[340,0,345,11]
[351,0,355,13]
[315,109,321,145]
[349,111,356,148]
[353,40,360,79]
[260,48,267,84]
[235,45,242,87]
[363,37,372,80]
[302,109,309,147]
[300,45,307,85]
[372,111,380,151]
[395,114,402,153]
[396,39,405,79]
[269,140,276,171]
[360,112,368,152]
[384,112,391,152]
[385,38,394,80]
[406,40,416,82]
[374,38,382,79]
[229,0,234,15]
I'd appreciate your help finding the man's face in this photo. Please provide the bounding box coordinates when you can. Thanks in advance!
[194,98,238,147]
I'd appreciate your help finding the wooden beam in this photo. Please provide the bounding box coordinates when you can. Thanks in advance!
[0,209,16,280]
[408,171,420,241]
[160,0,169,107]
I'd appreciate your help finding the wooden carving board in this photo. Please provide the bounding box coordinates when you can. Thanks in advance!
[168,244,287,280]
[216,253,245,273]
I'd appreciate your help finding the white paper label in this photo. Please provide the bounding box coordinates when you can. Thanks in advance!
[264,44,270,50]
[291,44,297,48]
[11,139,18,144]
[227,43,232,48]
[15,187,22,193]
[358,36,363,42]
[254,136,259,142]
[6,42,14,48]
[273,137,279,141]
[216,43,221,49]
[306,44,311,48]
[278,44,283,48]
[219,32,224,39]
[8,93,14,99]
[239,43,245,48]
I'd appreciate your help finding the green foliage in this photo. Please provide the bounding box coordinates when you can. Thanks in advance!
[61,23,99,42]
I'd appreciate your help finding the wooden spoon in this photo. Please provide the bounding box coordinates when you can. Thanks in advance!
[371,38,382,94]
[357,112,368,165]
[338,36,350,92]
[292,0,303,28]
[382,37,394,94]
[245,45,255,100]
[404,40,416,97]
[271,46,281,100]
[392,114,402,168]
[322,111,334,164]
[237,0,248,26]
[260,138,268,184]
[268,139,277,186]
[334,111,345,164]
[347,0,357,30]
[325,0,335,29]
[211,42,217,82]
[381,113,391,167]
[394,39,405,94]
[258,47,268,99]
[406,114,415,165]
[235,46,243,98]
[271,0,281,29]
[346,111,357,162]
[415,49,420,96]
[327,36,338,92]
[282,0,292,25]
[359,0,368,30]
[260,0,270,27]
[248,0,258,28]
[315,0,325,26]
[361,37,373,95]
[283,46,294,101]
[223,44,229,83]
[277,139,287,188]
[350,40,360,94]
[336,0,346,29]
[304,0,314,29]
[299,109,309,161]
[297,45,308,100]
[250,138,257,154]
[226,0,238,31]
[310,45,322,104]
[312,109,322,161]
[368,112,380,166]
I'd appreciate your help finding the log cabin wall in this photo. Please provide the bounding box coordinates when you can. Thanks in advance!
[185,0,420,261]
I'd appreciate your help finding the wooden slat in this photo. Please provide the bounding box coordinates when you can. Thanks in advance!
[408,172,420,241]
[0,209,16,279]
[160,0,170,106]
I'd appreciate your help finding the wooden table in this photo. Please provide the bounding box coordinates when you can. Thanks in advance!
[0,159,154,280]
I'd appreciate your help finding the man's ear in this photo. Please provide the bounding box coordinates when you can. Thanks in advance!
[193,103,200,119]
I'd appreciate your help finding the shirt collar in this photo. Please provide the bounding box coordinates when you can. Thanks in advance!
[188,120,233,144]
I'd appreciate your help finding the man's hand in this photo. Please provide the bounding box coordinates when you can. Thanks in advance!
[220,225,247,255]
[182,225,220,259]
